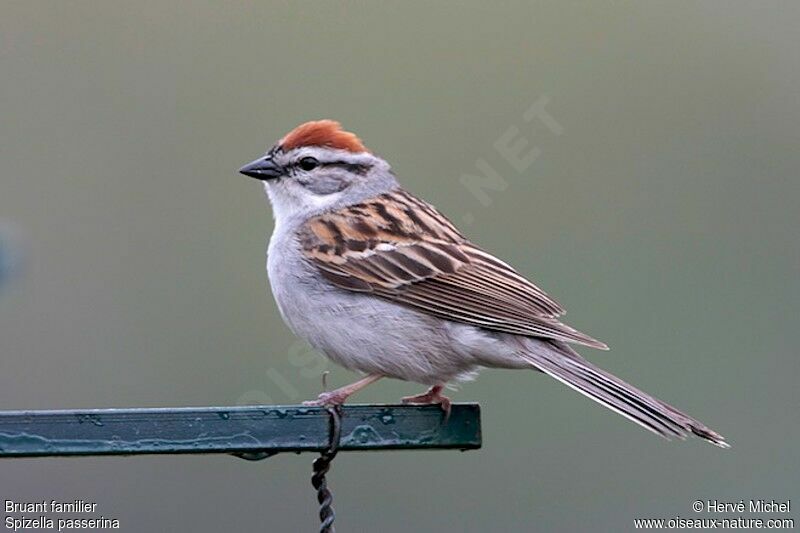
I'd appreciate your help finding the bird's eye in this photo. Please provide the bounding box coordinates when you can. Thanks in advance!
[298,157,319,171]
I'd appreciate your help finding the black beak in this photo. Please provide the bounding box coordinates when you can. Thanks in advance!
[239,156,283,181]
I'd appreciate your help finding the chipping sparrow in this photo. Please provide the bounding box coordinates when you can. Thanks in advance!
[239,120,728,447]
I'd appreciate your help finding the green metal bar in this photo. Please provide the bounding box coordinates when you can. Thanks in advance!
[0,404,481,458]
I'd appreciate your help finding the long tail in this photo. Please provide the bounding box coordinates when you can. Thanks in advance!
[520,341,729,448]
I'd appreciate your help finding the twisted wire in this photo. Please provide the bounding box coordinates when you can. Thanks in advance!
[311,405,342,533]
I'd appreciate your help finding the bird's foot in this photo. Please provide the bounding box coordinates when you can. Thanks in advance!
[401,384,451,421]
[302,374,384,407]
[302,390,350,407]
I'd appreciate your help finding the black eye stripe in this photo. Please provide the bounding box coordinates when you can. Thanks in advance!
[292,160,371,174]
[325,162,371,174]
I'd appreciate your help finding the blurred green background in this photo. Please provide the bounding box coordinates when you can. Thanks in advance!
[1,2,798,531]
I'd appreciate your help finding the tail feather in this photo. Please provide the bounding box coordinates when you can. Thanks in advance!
[521,342,729,448]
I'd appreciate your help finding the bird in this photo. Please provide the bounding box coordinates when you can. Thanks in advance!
[239,119,728,448]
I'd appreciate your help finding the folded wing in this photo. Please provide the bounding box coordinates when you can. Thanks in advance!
[299,188,607,350]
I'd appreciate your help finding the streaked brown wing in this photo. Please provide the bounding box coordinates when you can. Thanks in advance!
[299,188,607,349]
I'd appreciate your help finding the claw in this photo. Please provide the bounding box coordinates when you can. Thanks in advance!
[401,384,452,421]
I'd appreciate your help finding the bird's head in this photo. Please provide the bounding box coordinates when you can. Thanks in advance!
[239,120,396,222]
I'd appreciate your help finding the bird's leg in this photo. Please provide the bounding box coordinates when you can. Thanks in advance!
[401,384,452,420]
[303,374,383,406]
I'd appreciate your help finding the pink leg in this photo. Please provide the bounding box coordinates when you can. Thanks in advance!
[303,374,383,406]
[401,384,452,419]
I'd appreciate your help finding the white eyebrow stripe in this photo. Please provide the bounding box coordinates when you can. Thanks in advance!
[290,146,377,166]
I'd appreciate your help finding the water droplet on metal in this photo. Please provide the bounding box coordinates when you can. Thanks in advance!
[378,408,395,425]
